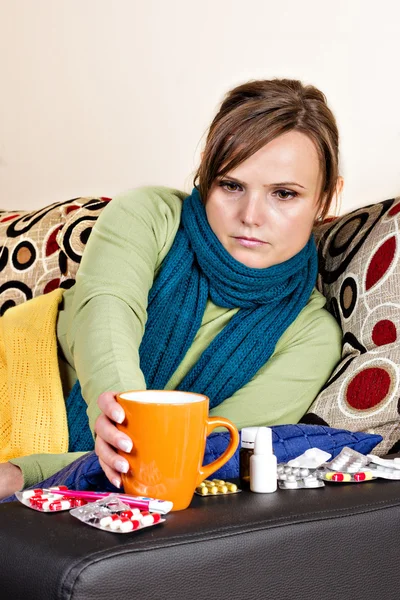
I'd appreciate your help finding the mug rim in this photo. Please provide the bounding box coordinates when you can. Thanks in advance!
[117,390,208,405]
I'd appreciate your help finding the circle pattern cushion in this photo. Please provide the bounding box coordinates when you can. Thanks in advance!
[0,198,110,316]
[304,196,400,455]
[56,198,111,283]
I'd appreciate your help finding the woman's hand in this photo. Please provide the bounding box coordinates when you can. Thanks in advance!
[0,463,23,500]
[94,391,133,489]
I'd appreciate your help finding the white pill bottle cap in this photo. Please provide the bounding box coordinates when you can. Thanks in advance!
[254,426,273,456]
[250,427,277,494]
[241,427,260,449]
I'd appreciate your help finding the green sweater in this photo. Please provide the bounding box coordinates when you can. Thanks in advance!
[12,187,342,487]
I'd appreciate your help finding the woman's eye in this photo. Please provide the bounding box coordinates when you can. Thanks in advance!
[220,181,242,193]
[275,189,297,200]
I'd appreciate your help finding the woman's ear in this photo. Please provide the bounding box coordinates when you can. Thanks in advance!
[336,176,344,197]
[334,176,344,215]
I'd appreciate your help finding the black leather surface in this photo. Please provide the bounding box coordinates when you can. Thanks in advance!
[1,479,400,600]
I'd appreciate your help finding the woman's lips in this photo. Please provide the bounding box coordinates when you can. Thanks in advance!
[233,236,267,248]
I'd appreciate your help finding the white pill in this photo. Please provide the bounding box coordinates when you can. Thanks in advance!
[283,481,299,489]
[303,478,319,488]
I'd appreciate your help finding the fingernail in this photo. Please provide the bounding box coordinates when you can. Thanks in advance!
[115,459,129,473]
[113,478,121,489]
[112,409,124,424]
[118,439,133,453]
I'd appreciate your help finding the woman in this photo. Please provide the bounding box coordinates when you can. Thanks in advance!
[1,78,342,497]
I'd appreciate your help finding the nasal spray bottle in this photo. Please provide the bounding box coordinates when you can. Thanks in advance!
[250,427,277,493]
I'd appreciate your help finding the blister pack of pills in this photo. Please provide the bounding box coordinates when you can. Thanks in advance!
[326,447,370,473]
[16,486,88,512]
[317,469,376,483]
[277,465,324,489]
[195,479,241,496]
[70,496,165,534]
[287,448,332,469]
[364,456,400,480]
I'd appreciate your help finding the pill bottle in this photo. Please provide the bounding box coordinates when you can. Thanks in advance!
[239,427,260,489]
[250,427,277,494]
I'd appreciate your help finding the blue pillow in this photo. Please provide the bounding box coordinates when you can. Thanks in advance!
[204,424,383,480]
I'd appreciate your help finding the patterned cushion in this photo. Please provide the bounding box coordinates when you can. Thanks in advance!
[56,197,111,284]
[0,197,110,316]
[304,197,400,455]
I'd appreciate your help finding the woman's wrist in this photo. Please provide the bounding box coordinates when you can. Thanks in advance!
[0,462,24,500]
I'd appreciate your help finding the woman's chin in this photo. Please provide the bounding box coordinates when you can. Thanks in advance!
[229,247,275,270]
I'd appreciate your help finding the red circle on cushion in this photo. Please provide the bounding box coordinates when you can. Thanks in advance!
[366,236,396,291]
[346,367,391,410]
[66,205,80,215]
[0,214,20,222]
[372,320,397,346]
[388,203,400,216]
[43,279,60,294]
[45,225,63,257]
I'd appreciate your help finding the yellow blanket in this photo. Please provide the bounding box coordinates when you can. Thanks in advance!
[0,289,69,461]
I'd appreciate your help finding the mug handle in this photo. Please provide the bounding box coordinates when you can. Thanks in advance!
[196,416,240,486]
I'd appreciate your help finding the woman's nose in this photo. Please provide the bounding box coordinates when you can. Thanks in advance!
[239,193,264,227]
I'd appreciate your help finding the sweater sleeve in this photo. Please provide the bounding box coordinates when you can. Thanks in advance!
[208,290,342,429]
[57,186,185,432]
[10,452,88,488]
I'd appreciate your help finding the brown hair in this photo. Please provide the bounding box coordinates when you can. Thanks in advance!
[194,78,340,220]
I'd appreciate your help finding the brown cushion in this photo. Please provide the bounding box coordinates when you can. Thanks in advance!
[304,196,400,455]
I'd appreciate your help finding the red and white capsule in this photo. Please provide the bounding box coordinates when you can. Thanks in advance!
[22,489,44,500]
[109,515,123,530]
[140,511,162,526]
[120,508,141,520]
[119,518,134,532]
[49,500,72,511]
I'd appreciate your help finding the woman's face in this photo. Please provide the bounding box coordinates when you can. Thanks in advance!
[205,130,325,269]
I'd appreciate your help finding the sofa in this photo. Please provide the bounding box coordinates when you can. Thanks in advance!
[1,193,400,599]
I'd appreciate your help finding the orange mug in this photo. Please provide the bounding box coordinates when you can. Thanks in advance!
[116,390,239,511]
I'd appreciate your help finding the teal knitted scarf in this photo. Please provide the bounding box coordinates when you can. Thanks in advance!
[140,187,318,408]
[67,187,318,449]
